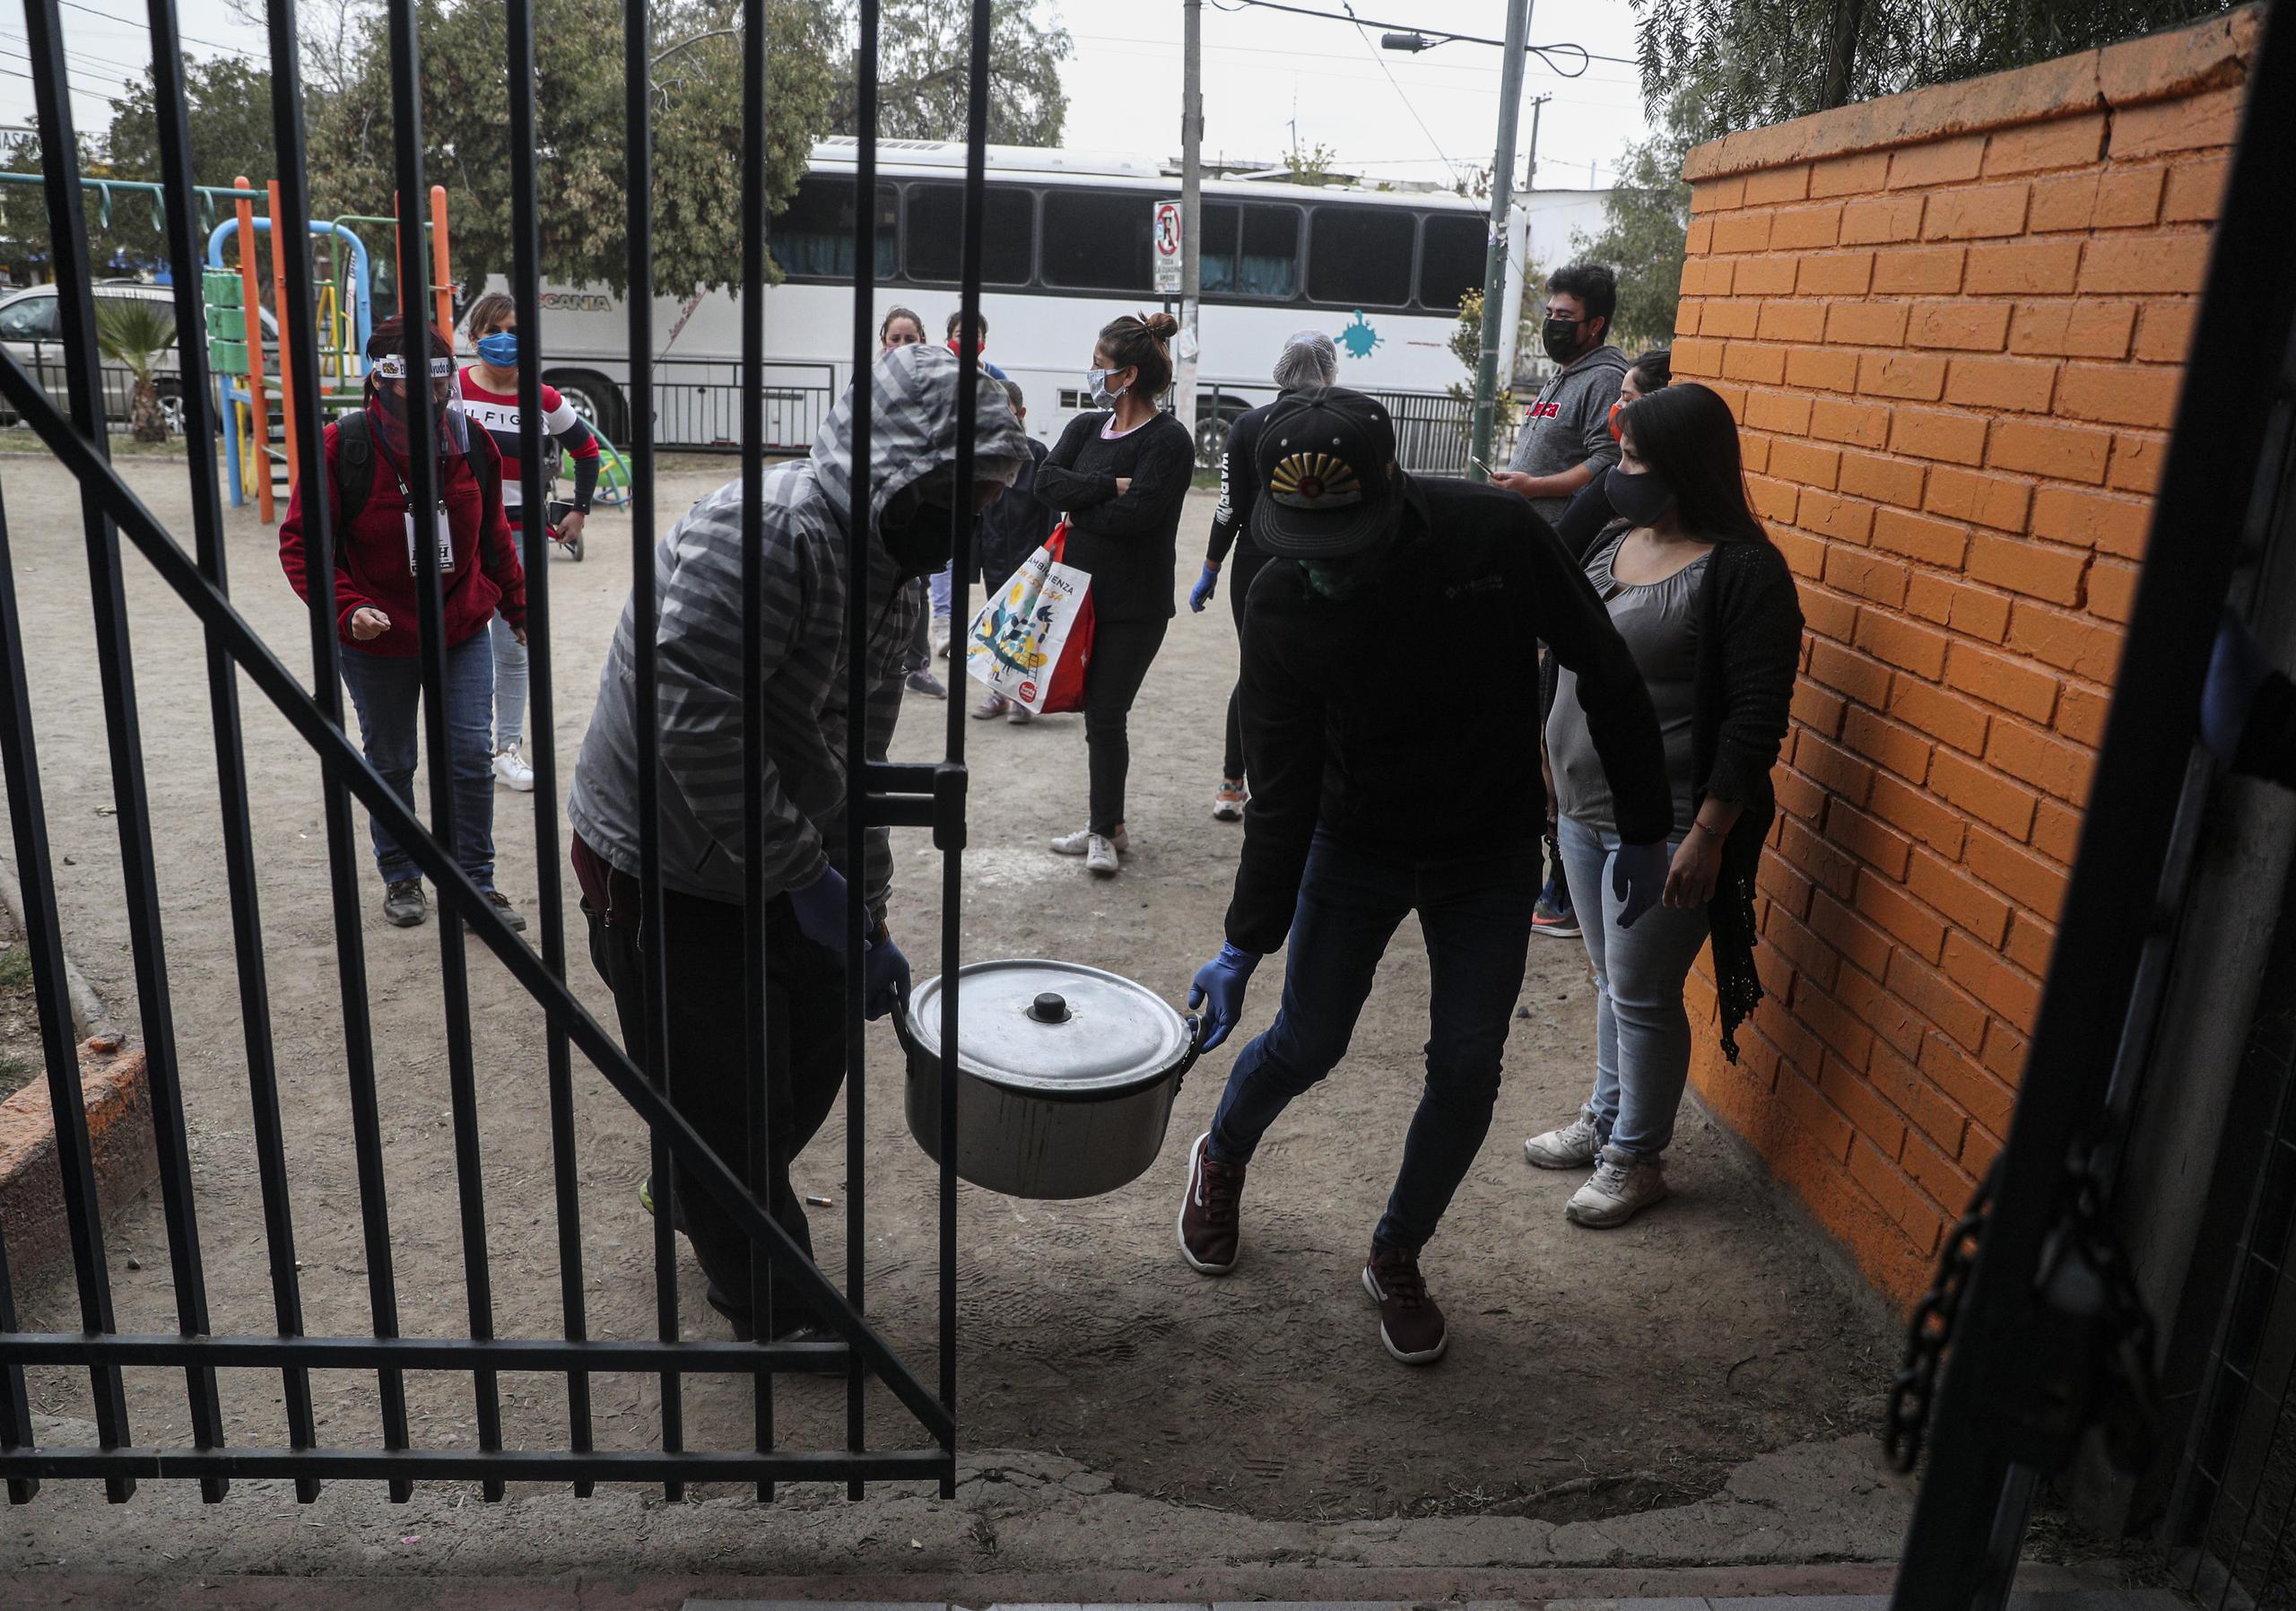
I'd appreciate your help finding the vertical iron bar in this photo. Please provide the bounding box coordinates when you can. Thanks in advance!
[740,0,778,1502]
[179,0,320,1502]
[384,0,507,1502]
[23,0,228,1502]
[0,1214,33,1503]
[846,0,882,1499]
[936,0,994,1492]
[622,0,683,1503]
[505,0,595,1498]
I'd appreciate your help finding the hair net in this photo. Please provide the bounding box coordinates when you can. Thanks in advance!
[1273,330,1339,391]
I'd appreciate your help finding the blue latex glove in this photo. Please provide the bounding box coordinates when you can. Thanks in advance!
[786,864,850,951]
[864,930,910,1022]
[1188,562,1219,614]
[1612,840,1670,929]
[1187,942,1260,1050]
[2203,608,2275,762]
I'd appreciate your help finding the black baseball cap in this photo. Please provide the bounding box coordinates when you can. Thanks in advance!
[1248,385,1402,558]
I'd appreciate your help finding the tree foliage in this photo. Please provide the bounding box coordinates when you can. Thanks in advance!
[100,57,279,267]
[307,0,836,302]
[1573,104,1694,353]
[824,0,1068,146]
[94,297,179,441]
[1633,0,2239,144]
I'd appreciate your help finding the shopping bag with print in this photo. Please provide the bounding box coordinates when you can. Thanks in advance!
[963,520,1095,714]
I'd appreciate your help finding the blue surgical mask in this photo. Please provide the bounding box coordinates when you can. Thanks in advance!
[475,331,519,369]
[1085,366,1127,409]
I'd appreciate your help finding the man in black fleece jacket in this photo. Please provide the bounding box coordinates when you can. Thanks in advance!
[1176,386,1673,1368]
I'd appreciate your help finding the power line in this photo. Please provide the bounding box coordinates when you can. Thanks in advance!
[1336,2,1457,182]
[52,0,265,61]
[1205,0,1639,73]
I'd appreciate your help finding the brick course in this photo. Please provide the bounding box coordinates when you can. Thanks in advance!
[1670,7,2254,1304]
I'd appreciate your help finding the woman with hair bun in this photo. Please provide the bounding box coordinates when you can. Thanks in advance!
[1033,309,1196,877]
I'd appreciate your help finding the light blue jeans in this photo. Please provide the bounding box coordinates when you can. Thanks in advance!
[1557,814,1711,1161]
[928,562,952,619]
[490,611,526,749]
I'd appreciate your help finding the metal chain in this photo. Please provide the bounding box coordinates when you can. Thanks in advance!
[1885,1159,1998,1474]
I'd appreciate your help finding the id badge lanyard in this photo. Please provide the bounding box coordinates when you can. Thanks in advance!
[378,441,457,577]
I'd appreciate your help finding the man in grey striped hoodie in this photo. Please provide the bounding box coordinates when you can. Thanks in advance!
[570,342,1027,1342]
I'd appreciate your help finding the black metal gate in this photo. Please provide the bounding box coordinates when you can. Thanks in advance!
[0,0,991,1499]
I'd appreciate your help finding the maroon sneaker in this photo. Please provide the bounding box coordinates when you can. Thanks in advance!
[1361,1244,1448,1365]
[1176,1132,1247,1275]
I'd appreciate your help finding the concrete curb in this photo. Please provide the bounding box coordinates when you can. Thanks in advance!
[0,849,117,1046]
[0,1042,155,1291]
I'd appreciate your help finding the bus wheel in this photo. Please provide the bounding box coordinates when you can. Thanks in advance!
[546,370,627,446]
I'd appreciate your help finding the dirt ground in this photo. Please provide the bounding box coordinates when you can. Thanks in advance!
[0,901,34,1103]
[0,447,1896,1528]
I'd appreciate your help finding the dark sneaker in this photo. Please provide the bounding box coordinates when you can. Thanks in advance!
[906,668,947,699]
[1531,889,1580,939]
[382,878,427,927]
[1176,1131,1246,1275]
[704,1283,848,1372]
[1361,1244,1448,1365]
[465,887,529,933]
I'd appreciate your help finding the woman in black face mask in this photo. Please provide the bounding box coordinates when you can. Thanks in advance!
[1522,382,1803,1232]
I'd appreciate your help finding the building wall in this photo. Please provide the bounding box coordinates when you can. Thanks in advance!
[1669,7,2260,1303]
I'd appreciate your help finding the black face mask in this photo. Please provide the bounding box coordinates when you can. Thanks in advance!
[878,481,959,579]
[1298,518,1404,602]
[1606,466,1676,527]
[1542,315,1593,365]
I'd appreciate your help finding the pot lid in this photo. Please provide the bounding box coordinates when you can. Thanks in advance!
[907,959,1194,1095]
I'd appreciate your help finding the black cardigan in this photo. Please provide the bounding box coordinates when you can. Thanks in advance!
[1544,526,1805,1059]
[1034,409,1196,623]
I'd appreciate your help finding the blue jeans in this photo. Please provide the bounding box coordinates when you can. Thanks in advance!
[1556,814,1710,1160]
[337,631,500,891]
[1207,832,1538,1252]
[928,562,952,619]
[489,611,526,749]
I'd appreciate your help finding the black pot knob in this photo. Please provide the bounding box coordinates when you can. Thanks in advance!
[1030,991,1070,1024]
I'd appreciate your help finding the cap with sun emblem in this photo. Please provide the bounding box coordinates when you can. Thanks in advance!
[1248,384,1403,558]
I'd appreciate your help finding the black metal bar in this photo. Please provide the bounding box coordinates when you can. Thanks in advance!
[1892,13,2296,1607]
[383,0,508,1503]
[621,0,683,1505]
[223,0,322,1504]
[1,1333,847,1372]
[0,1447,945,1485]
[740,0,777,1504]
[846,0,882,1500]
[0,1216,33,1504]
[504,0,596,1500]
[23,0,227,1503]
[937,0,995,1493]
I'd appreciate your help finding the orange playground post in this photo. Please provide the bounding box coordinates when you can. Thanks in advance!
[429,184,453,335]
[234,174,274,523]
[265,180,300,494]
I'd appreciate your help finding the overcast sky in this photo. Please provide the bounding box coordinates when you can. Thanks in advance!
[0,0,1657,192]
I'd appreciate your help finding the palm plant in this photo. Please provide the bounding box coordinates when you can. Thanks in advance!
[93,297,178,443]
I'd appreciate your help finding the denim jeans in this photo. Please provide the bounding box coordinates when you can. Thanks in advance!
[337,631,499,891]
[927,562,952,619]
[489,611,526,749]
[1556,813,1711,1160]
[1207,831,1538,1252]
[904,579,932,674]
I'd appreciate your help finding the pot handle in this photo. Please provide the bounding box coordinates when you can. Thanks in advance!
[890,996,922,1063]
[1174,1013,1205,1093]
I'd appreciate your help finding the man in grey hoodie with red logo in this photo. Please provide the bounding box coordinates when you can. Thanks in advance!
[1492,262,1630,527]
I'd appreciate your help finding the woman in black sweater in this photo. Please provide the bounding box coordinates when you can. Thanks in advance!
[1523,382,1804,1229]
[1034,309,1197,877]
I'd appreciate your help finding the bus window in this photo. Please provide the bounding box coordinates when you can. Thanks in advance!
[1417,213,1487,312]
[771,175,898,280]
[1040,190,1153,292]
[905,183,1035,284]
[1307,206,1413,308]
[1204,203,1300,300]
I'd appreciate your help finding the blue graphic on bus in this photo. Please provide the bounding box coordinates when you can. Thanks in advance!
[1337,310,1382,359]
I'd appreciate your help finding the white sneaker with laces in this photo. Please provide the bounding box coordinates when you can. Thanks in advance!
[1524,1114,1600,1170]
[1566,1146,1669,1227]
[492,743,535,792]
[1050,826,1129,857]
[1085,834,1120,876]
[1005,703,1033,726]
[971,694,1009,720]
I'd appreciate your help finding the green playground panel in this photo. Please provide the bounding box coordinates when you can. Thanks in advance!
[208,338,248,376]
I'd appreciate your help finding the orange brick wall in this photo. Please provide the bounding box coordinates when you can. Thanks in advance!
[1671,8,2259,1302]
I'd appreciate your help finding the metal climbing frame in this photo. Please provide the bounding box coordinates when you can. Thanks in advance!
[0,0,990,1499]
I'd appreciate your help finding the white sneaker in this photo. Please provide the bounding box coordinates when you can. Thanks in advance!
[1085,834,1120,876]
[1524,1114,1600,1170]
[1050,826,1129,857]
[971,694,1009,720]
[1566,1147,1669,1228]
[1212,779,1247,822]
[1005,703,1033,726]
[492,743,535,792]
[934,619,952,658]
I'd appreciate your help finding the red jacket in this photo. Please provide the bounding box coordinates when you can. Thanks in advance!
[279,417,527,656]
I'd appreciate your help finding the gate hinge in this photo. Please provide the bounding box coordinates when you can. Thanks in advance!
[861,760,968,851]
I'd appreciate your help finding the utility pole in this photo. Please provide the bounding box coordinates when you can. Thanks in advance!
[1524,91,1548,193]
[1467,0,1533,481]
[1176,0,1205,439]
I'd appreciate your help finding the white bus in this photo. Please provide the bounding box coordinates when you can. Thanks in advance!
[509,139,1533,471]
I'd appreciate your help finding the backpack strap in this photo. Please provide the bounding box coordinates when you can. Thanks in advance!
[331,409,376,528]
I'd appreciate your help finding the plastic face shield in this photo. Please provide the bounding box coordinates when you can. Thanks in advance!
[368,352,470,457]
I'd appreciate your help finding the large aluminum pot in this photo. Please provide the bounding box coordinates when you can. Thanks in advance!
[894,959,1202,1200]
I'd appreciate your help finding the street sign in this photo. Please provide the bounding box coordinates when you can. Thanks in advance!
[1152,200,1182,294]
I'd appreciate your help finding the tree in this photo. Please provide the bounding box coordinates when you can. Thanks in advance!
[1632,0,2237,143]
[1573,108,1693,353]
[822,0,1068,146]
[101,57,278,267]
[1447,284,1537,440]
[305,0,836,301]
[1281,140,1343,187]
[0,124,113,285]
[94,297,179,442]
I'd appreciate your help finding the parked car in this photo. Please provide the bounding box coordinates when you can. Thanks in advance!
[0,279,276,433]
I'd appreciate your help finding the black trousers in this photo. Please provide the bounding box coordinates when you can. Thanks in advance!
[1085,616,1170,834]
[1220,546,1276,782]
[584,876,847,1332]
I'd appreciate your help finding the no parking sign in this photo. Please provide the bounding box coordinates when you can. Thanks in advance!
[1152,200,1182,294]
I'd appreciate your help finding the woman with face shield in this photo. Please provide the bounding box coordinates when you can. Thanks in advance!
[1031,309,1196,877]
[278,316,531,933]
